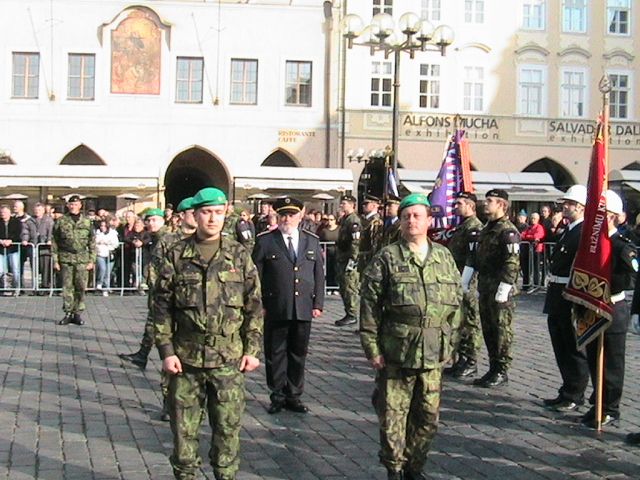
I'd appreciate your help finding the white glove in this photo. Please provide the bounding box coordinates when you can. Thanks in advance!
[631,314,640,336]
[346,259,358,272]
[494,282,512,303]
[461,266,475,294]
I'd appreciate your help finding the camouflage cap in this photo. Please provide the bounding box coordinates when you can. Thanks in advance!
[144,208,164,220]
[176,197,194,213]
[399,192,430,211]
[191,187,228,209]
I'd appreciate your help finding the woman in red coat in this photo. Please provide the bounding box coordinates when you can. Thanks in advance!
[520,212,546,289]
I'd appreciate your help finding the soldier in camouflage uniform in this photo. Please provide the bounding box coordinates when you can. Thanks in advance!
[120,199,196,420]
[359,194,384,271]
[444,191,484,378]
[464,189,520,388]
[360,193,462,480]
[335,194,362,327]
[153,187,263,480]
[53,195,95,326]
[222,204,240,239]
[382,196,401,247]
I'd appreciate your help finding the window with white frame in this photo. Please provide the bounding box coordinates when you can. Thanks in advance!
[522,0,546,29]
[560,69,587,117]
[607,0,630,34]
[563,0,587,32]
[373,0,392,16]
[421,0,441,22]
[285,60,312,107]
[12,52,39,99]
[465,0,484,23]
[419,64,440,109]
[518,66,546,116]
[371,61,392,107]
[68,54,95,101]
[609,72,630,119]
[230,59,258,105]
[463,66,484,112]
[176,57,204,103]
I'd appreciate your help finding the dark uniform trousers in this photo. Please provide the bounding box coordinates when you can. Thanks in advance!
[545,283,589,403]
[252,229,324,405]
[585,300,628,416]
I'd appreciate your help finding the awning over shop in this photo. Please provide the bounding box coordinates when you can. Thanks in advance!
[0,165,159,189]
[232,166,354,192]
[399,170,565,202]
[610,170,640,194]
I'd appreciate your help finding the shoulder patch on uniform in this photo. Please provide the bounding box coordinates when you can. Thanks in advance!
[352,223,361,231]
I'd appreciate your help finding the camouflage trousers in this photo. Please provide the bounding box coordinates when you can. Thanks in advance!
[336,258,360,318]
[140,309,170,398]
[375,366,442,473]
[457,278,482,361]
[169,364,245,480]
[478,290,515,372]
[60,263,88,314]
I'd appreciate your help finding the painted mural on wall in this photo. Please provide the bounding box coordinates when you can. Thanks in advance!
[111,8,161,94]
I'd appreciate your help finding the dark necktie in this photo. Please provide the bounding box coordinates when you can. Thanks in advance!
[287,235,297,263]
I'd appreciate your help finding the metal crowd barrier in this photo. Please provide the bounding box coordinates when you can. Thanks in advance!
[319,241,339,296]
[519,240,556,293]
[0,242,147,296]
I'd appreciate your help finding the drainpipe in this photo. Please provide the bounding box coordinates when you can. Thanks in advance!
[323,1,333,168]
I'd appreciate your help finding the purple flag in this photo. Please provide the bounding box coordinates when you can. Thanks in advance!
[430,130,467,229]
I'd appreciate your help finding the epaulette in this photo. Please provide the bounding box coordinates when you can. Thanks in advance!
[617,233,633,244]
[301,229,319,238]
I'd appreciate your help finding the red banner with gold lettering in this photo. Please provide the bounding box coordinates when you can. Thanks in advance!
[562,120,613,349]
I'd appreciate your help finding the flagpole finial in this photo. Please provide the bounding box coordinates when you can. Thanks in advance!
[599,75,611,94]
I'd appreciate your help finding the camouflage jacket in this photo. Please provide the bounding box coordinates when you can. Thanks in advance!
[336,211,361,261]
[360,240,463,369]
[359,212,384,268]
[471,215,520,293]
[447,215,484,273]
[52,214,96,265]
[222,212,240,240]
[153,235,264,369]
[145,226,171,287]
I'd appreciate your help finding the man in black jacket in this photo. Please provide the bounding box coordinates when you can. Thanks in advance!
[542,185,589,412]
[0,205,22,292]
[252,196,324,414]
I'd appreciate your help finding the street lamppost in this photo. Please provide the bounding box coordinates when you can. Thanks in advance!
[342,12,454,178]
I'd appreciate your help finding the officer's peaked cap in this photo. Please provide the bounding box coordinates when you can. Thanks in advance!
[274,197,303,215]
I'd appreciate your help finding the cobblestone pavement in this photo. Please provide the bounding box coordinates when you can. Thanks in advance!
[1,292,639,480]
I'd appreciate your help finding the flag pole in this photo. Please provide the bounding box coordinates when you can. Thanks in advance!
[595,74,611,433]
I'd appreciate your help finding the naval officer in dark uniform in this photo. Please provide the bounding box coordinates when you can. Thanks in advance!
[542,185,590,412]
[252,196,325,414]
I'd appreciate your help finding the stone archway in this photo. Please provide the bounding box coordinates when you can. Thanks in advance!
[164,147,230,208]
[261,149,300,167]
[523,157,575,191]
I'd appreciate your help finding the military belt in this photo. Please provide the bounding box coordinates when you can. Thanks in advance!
[385,316,441,328]
[178,331,238,347]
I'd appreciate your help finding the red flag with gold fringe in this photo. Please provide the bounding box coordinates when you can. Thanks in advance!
[562,120,613,349]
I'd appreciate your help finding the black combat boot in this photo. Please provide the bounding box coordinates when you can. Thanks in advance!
[444,355,466,376]
[119,345,151,370]
[71,313,85,325]
[58,313,72,325]
[404,469,428,480]
[479,370,508,388]
[453,358,478,378]
[335,315,357,326]
[387,470,404,480]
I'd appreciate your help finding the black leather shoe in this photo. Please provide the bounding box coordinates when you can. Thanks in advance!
[472,369,495,386]
[70,313,85,325]
[404,470,428,480]
[267,402,284,414]
[543,395,563,407]
[387,471,403,480]
[58,313,72,325]
[551,400,580,412]
[334,316,357,327]
[478,371,508,388]
[444,356,466,376]
[581,413,618,429]
[625,432,640,445]
[453,359,477,378]
[285,399,309,413]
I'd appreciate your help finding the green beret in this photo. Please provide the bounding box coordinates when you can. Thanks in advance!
[399,193,430,211]
[191,187,227,209]
[144,208,164,219]
[176,197,193,213]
